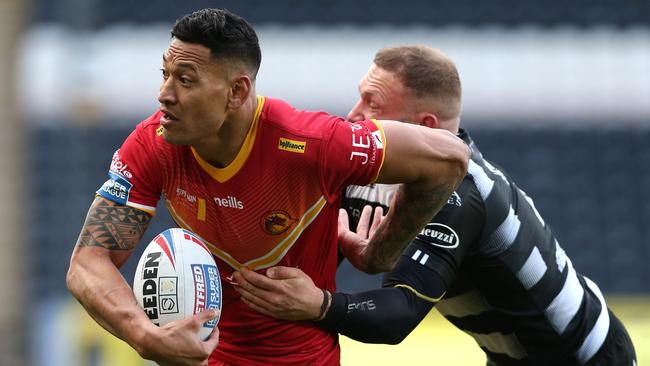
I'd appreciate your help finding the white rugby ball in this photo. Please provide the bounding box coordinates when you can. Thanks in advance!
[133,228,222,340]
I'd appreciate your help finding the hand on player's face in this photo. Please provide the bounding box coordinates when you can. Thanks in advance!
[141,309,220,366]
[338,205,385,273]
[232,266,323,321]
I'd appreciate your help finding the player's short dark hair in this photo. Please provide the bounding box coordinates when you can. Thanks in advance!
[171,8,262,78]
[374,45,462,120]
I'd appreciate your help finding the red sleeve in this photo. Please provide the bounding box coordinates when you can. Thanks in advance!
[96,115,164,215]
[320,119,386,202]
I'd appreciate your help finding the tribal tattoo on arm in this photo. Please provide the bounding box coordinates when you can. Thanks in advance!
[77,197,152,250]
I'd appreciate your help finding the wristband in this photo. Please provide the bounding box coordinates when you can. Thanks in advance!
[317,292,348,330]
[316,289,330,321]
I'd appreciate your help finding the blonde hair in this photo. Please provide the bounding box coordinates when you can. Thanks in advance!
[374,45,462,121]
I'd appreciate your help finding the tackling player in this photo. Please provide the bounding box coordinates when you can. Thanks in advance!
[65,10,469,366]
[233,45,637,365]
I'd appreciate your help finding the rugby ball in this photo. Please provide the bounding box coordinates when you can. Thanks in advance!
[133,228,222,340]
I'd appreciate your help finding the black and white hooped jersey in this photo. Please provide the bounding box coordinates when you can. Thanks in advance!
[341,129,611,365]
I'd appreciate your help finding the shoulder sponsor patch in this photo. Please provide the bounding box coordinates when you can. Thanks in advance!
[418,223,460,249]
[110,150,133,179]
[97,171,133,205]
[278,137,306,153]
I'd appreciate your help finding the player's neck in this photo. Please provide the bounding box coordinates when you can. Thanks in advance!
[193,96,258,168]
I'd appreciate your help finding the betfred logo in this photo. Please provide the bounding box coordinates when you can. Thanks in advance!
[191,264,221,325]
[192,265,207,314]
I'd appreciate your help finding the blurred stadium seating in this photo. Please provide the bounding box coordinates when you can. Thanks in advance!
[28,124,650,296]
[8,0,649,365]
[31,0,650,27]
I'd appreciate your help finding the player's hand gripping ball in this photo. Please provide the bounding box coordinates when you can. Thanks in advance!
[133,228,222,340]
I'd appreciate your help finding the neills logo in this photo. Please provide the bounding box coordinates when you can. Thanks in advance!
[214,196,244,209]
[278,138,306,153]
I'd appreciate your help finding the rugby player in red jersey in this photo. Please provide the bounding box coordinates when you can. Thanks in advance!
[66,9,469,366]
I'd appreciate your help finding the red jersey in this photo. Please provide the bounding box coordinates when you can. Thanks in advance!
[97,96,386,365]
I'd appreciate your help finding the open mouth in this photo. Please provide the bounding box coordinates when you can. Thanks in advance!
[160,110,179,126]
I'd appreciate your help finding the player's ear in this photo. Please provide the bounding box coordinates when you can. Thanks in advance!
[227,75,253,109]
[419,112,439,129]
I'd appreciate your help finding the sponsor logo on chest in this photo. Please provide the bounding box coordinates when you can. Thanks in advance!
[176,188,197,203]
[419,223,460,249]
[278,137,306,153]
[214,195,244,209]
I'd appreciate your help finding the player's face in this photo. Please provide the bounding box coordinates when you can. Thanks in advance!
[158,38,231,145]
[347,64,418,123]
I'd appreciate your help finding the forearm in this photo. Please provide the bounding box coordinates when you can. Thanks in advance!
[319,287,432,344]
[365,126,469,273]
[67,196,154,353]
[67,248,155,351]
[364,181,455,273]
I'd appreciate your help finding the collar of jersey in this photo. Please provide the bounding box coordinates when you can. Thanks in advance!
[191,96,265,183]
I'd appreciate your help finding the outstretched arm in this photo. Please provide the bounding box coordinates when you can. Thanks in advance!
[232,265,436,344]
[347,121,469,273]
[66,197,219,365]
[322,286,434,344]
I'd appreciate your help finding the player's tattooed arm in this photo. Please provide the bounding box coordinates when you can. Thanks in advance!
[68,197,161,355]
[363,182,452,273]
[339,182,455,274]
[76,196,152,251]
[365,183,451,272]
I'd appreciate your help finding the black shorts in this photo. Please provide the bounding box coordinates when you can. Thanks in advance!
[584,309,636,366]
[485,309,636,366]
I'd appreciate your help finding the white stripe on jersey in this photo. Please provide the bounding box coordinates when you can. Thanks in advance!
[517,246,548,290]
[545,258,584,334]
[485,207,521,254]
[411,249,430,265]
[576,277,610,363]
[468,160,494,200]
[555,239,568,272]
[345,183,396,207]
